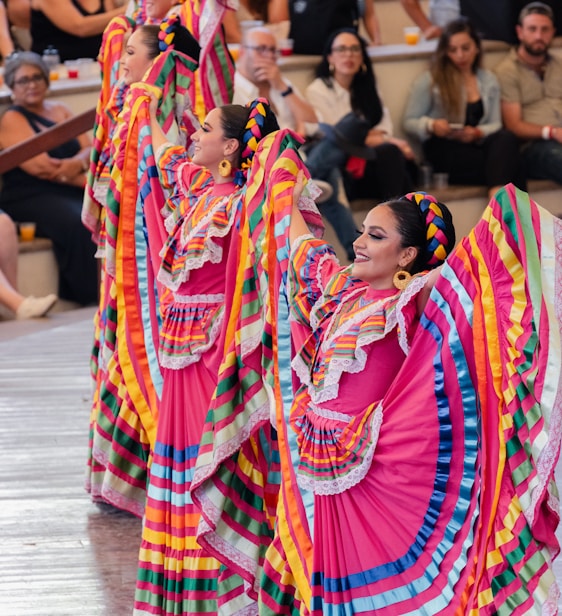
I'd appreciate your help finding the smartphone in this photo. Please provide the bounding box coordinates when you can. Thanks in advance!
[449,123,464,130]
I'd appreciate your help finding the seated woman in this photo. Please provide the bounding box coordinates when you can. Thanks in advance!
[0,52,98,305]
[304,27,416,261]
[403,17,525,199]
[30,0,124,61]
[0,210,57,319]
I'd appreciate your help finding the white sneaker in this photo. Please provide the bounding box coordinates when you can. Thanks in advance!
[312,179,334,204]
[16,294,58,320]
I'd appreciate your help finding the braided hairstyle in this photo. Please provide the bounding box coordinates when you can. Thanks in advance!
[220,97,280,185]
[137,14,200,63]
[383,191,455,274]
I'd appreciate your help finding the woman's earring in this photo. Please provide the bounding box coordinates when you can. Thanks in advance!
[218,158,232,178]
[393,270,411,290]
[329,63,335,75]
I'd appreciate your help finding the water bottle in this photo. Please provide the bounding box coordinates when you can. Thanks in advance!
[42,45,60,71]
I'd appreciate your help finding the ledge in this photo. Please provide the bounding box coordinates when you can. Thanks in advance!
[18,237,53,253]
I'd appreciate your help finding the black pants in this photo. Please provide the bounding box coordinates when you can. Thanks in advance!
[423,129,526,190]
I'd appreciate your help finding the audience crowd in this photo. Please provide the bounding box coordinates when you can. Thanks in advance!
[0,3,560,616]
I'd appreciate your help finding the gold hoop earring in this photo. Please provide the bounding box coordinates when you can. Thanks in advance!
[393,270,411,290]
[218,158,232,178]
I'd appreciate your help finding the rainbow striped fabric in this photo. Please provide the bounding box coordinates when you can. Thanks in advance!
[190,129,323,611]
[259,183,562,614]
[86,51,199,516]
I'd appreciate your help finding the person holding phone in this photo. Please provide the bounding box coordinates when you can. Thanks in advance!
[403,17,525,198]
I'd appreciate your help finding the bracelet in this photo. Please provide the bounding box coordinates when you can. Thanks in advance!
[542,125,553,140]
[280,85,293,97]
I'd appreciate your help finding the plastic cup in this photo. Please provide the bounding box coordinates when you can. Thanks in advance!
[404,26,421,45]
[433,172,449,189]
[279,38,294,56]
[19,222,36,242]
[64,60,79,79]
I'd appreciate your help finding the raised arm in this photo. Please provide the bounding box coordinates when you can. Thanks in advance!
[0,1,15,59]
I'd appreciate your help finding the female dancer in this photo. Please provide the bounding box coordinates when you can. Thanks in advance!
[85,17,201,515]
[132,95,319,614]
[258,175,562,614]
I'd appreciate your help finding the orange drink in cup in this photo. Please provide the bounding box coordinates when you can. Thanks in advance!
[19,222,36,242]
[404,27,421,45]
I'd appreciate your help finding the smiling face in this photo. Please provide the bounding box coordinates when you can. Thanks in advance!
[352,205,418,289]
[10,64,48,107]
[190,107,239,175]
[120,29,155,85]
[446,31,479,72]
[327,31,364,81]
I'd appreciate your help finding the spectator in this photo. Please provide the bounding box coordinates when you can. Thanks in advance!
[0,52,98,305]
[304,28,416,260]
[233,25,337,236]
[0,211,57,319]
[495,1,562,185]
[30,0,125,62]
[281,0,381,54]
[403,17,525,199]
[233,26,317,136]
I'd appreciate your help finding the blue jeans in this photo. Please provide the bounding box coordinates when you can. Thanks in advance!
[305,139,358,262]
[522,140,562,184]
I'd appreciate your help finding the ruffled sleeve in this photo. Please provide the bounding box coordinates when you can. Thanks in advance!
[156,144,212,229]
[288,235,354,328]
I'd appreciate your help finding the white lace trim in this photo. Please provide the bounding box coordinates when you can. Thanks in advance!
[293,276,429,403]
[309,252,341,331]
[309,402,352,422]
[174,292,225,304]
[296,401,384,495]
[525,217,562,531]
[159,308,224,369]
[395,273,429,355]
[192,398,270,489]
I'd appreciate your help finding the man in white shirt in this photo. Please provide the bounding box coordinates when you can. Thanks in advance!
[233,26,317,136]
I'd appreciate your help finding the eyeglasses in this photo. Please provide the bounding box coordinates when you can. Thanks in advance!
[331,45,362,55]
[244,44,279,58]
[13,74,46,87]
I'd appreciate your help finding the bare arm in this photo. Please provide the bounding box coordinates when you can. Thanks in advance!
[362,0,381,46]
[0,110,66,179]
[400,0,441,39]
[501,99,547,140]
[267,0,289,23]
[0,2,15,59]
[416,265,442,316]
[6,0,31,29]
[222,9,241,44]
[31,0,124,37]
